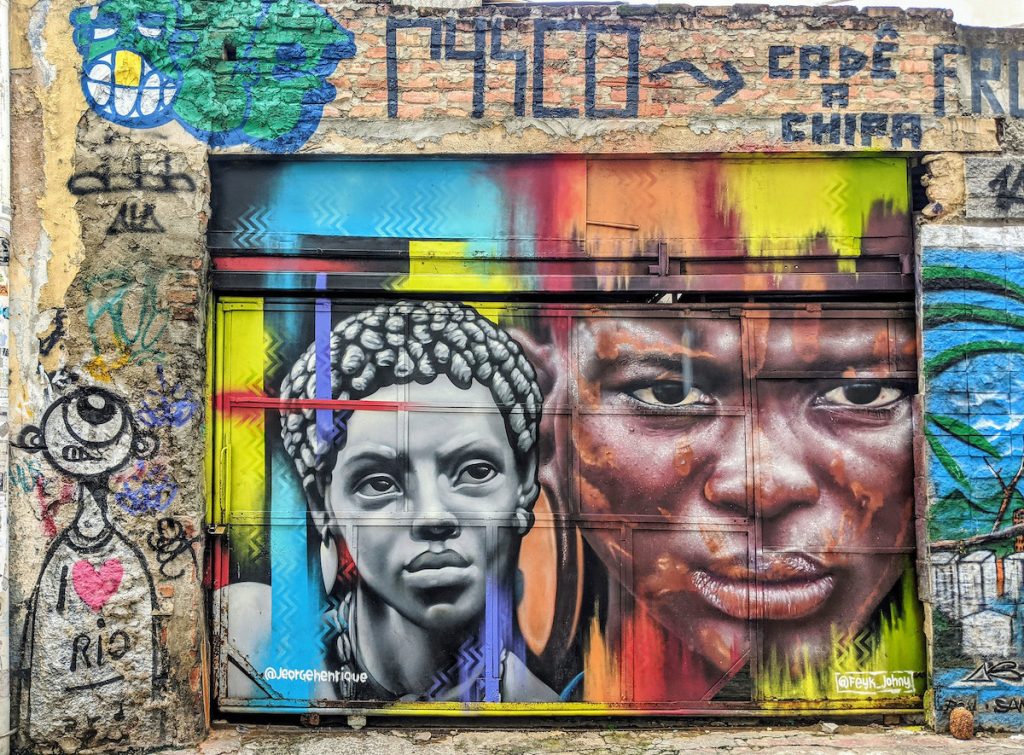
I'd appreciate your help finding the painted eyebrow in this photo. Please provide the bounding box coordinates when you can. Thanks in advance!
[435,433,507,467]
[590,351,738,384]
[337,444,401,470]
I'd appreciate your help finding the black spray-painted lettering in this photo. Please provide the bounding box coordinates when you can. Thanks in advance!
[800,46,830,79]
[490,19,526,117]
[871,24,899,80]
[992,696,1024,713]
[444,18,487,119]
[839,46,869,78]
[988,164,1024,211]
[386,17,641,120]
[67,154,195,196]
[647,59,744,106]
[932,44,964,117]
[783,112,920,149]
[107,202,165,235]
[769,45,794,79]
[585,23,640,118]
[821,84,849,108]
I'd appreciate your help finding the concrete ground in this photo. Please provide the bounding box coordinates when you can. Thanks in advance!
[175,722,1024,754]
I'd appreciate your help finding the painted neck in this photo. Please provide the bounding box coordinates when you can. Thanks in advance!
[352,587,466,697]
[72,480,111,541]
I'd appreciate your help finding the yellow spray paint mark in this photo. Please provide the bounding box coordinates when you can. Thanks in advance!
[215,298,266,529]
[719,158,909,274]
[83,337,133,381]
[396,240,517,321]
[400,241,517,294]
[114,50,143,88]
[756,563,925,701]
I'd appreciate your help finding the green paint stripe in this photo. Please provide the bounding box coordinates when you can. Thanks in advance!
[923,304,1024,330]
[925,340,1024,378]
[922,265,1024,303]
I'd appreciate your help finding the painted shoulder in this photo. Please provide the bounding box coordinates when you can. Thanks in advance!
[502,652,560,703]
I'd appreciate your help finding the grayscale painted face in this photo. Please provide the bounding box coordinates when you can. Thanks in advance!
[326,377,525,632]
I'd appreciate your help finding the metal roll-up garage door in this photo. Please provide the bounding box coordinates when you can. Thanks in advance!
[207,156,924,715]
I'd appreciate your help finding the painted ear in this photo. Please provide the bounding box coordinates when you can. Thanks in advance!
[14,425,45,453]
[132,431,159,460]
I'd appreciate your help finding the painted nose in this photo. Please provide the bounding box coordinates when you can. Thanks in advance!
[703,417,750,514]
[411,510,460,541]
[753,416,820,519]
[408,469,461,541]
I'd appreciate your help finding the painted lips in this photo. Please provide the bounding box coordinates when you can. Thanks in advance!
[691,554,836,621]
[405,549,470,573]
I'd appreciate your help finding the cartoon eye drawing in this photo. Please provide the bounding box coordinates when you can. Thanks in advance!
[63,389,125,445]
[138,25,162,38]
[93,27,116,39]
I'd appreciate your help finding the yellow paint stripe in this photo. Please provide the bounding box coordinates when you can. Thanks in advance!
[216,297,266,525]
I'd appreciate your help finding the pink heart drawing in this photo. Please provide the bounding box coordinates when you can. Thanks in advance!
[72,559,123,613]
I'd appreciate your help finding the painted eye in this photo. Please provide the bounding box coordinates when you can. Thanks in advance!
[63,389,125,443]
[820,383,905,408]
[138,26,161,38]
[455,462,497,486]
[93,27,116,40]
[630,381,711,407]
[356,474,399,498]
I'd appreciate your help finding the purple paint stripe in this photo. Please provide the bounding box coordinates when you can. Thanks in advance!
[314,273,333,443]
[484,567,500,702]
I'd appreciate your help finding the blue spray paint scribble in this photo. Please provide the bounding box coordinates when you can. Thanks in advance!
[114,461,179,515]
[137,365,197,428]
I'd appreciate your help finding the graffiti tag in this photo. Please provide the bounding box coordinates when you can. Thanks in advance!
[69,0,355,152]
[84,271,169,379]
[67,153,195,196]
[833,670,915,695]
[146,518,199,580]
[989,164,1024,211]
[113,461,178,516]
[959,661,1024,685]
[136,366,197,429]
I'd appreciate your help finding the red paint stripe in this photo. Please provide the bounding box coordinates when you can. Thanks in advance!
[214,390,414,415]
[213,258,375,273]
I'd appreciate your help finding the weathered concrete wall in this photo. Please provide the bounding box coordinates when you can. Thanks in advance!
[3,0,1024,749]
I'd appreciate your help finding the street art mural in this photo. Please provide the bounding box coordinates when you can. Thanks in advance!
[69,0,356,151]
[209,156,925,712]
[14,387,161,739]
[213,298,925,709]
[923,239,1024,728]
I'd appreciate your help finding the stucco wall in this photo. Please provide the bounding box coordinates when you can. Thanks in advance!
[4,0,1024,749]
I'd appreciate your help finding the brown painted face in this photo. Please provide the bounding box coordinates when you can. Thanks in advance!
[546,312,915,673]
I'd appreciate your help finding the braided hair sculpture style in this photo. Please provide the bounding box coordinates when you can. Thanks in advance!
[279,301,544,538]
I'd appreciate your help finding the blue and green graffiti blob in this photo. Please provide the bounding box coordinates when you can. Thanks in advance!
[70,0,355,152]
